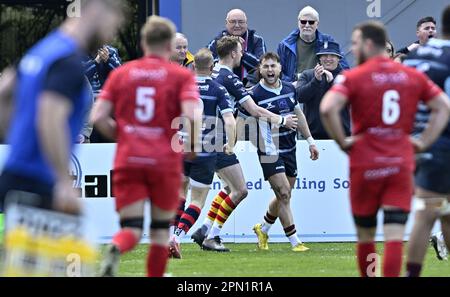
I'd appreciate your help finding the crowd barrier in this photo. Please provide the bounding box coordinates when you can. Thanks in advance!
[0,141,437,243]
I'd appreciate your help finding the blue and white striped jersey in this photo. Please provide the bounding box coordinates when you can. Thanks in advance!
[404,38,450,149]
[249,80,300,155]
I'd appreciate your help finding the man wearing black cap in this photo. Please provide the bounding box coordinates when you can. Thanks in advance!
[296,41,351,139]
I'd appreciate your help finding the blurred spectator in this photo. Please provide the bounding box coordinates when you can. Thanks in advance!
[78,76,94,143]
[296,41,350,139]
[82,44,121,143]
[207,8,266,86]
[171,33,194,69]
[278,6,349,83]
[397,16,437,54]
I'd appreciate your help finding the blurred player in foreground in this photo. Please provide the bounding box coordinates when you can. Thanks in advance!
[320,21,450,277]
[0,0,124,276]
[92,16,201,277]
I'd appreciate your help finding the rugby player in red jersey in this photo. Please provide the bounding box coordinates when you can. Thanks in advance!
[91,16,201,277]
[320,21,450,277]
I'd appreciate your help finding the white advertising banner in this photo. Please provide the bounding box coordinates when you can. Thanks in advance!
[0,142,436,243]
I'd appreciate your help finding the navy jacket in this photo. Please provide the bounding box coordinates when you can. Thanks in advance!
[277,29,349,82]
[82,45,121,95]
[207,29,266,83]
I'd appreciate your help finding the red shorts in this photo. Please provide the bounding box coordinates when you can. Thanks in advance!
[350,166,413,217]
[113,167,182,212]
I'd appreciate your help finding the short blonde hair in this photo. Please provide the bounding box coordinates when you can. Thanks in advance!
[194,48,214,70]
[141,15,176,47]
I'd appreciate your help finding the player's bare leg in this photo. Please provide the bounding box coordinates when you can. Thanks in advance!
[100,200,145,277]
[170,185,210,258]
[407,188,450,276]
[254,176,308,251]
[148,204,176,277]
[203,164,248,252]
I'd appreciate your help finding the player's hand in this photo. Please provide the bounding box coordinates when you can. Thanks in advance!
[53,178,81,215]
[283,115,298,130]
[223,143,234,155]
[411,137,427,153]
[314,64,325,81]
[98,47,109,62]
[407,43,420,52]
[238,37,245,47]
[309,144,319,160]
[339,136,357,153]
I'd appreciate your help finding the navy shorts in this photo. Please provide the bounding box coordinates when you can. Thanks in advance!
[259,151,298,180]
[0,171,54,212]
[415,147,450,194]
[215,152,240,171]
[184,156,217,186]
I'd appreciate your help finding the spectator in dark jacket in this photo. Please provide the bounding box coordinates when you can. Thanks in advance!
[396,16,437,55]
[296,41,351,139]
[82,45,121,96]
[277,6,349,83]
[207,9,266,86]
[82,45,121,143]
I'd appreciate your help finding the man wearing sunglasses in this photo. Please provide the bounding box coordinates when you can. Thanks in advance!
[277,6,349,83]
[207,9,267,87]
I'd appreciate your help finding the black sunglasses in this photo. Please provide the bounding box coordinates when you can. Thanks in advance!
[299,20,316,25]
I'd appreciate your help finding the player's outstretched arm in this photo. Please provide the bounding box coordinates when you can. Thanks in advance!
[222,112,236,155]
[414,92,450,152]
[294,105,319,160]
[241,98,298,130]
[0,67,16,138]
[320,90,350,151]
[90,99,116,140]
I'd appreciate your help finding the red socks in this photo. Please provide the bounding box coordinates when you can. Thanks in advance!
[112,229,139,254]
[357,242,376,277]
[147,244,169,277]
[383,241,403,277]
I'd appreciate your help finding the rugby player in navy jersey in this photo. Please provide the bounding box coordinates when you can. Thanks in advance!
[251,52,319,251]
[404,5,450,276]
[192,36,298,252]
[168,48,236,258]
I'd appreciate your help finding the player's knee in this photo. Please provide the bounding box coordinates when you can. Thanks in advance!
[150,220,171,245]
[273,185,290,203]
[353,214,377,228]
[120,217,144,237]
[121,217,144,229]
[383,209,409,225]
[150,220,170,231]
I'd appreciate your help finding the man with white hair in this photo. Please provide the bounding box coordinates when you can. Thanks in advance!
[171,33,194,69]
[207,8,266,86]
[278,6,349,82]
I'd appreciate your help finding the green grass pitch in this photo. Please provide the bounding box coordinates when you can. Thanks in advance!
[99,242,450,277]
